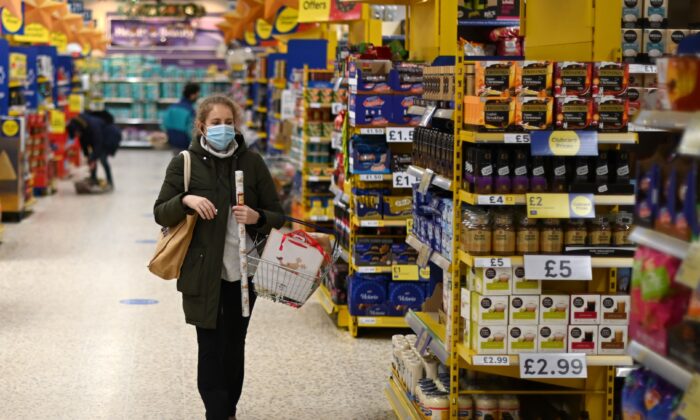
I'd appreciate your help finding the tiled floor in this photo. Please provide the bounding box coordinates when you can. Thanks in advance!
[0,149,395,420]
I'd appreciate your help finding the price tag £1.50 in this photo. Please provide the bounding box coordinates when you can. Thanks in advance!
[524,255,592,281]
[520,353,587,379]
[386,127,415,143]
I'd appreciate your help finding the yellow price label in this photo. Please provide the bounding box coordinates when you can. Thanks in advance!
[392,265,419,281]
[406,218,414,234]
[419,266,430,279]
[298,0,330,22]
[2,8,23,34]
[548,131,582,156]
[68,94,83,113]
[679,374,700,418]
[526,193,595,219]
[677,242,700,290]
[14,22,49,43]
[49,110,65,134]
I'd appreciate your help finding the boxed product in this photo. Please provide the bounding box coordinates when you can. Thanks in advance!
[600,294,631,324]
[354,193,383,218]
[515,97,553,130]
[555,96,593,130]
[391,95,421,125]
[540,295,570,324]
[389,282,426,315]
[348,274,389,316]
[598,325,628,354]
[667,29,690,55]
[643,29,667,60]
[463,97,516,131]
[349,59,392,94]
[509,295,540,325]
[472,267,512,296]
[554,62,592,97]
[350,137,391,174]
[391,243,418,265]
[622,29,643,60]
[383,196,413,219]
[511,266,541,295]
[475,61,517,97]
[643,0,667,28]
[472,322,507,354]
[508,325,538,354]
[349,94,392,126]
[571,294,601,325]
[354,237,392,266]
[622,0,642,26]
[592,62,629,97]
[471,292,509,325]
[568,325,598,354]
[461,288,470,320]
[516,61,553,97]
[593,96,629,132]
[538,324,568,352]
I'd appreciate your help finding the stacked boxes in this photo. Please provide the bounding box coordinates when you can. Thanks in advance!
[348,273,433,316]
[412,188,454,260]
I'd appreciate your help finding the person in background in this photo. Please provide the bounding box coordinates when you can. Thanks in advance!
[67,112,119,191]
[162,82,200,153]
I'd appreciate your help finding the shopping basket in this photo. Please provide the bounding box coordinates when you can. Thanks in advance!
[245,217,340,308]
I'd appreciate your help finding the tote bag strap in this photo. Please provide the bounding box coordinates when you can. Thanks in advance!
[180,151,192,192]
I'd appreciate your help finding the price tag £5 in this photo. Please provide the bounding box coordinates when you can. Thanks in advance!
[524,255,592,281]
[474,257,512,268]
[520,353,587,379]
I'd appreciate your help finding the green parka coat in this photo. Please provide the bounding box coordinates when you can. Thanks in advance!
[154,135,284,329]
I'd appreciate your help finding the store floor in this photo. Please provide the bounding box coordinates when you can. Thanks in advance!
[0,149,394,420]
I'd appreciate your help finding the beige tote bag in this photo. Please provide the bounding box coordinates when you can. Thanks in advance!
[148,151,197,280]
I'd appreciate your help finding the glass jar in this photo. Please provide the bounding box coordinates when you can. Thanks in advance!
[589,216,612,245]
[613,212,633,245]
[541,219,563,254]
[517,214,539,254]
[465,210,492,256]
[492,211,516,255]
[565,219,588,246]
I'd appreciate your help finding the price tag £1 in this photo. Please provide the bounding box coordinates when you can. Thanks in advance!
[520,353,587,379]
[393,172,418,188]
[386,127,415,143]
[524,255,592,281]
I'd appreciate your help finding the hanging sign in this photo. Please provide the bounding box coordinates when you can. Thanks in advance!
[526,193,595,219]
[1,4,24,35]
[68,94,83,113]
[298,0,361,23]
[530,131,599,156]
[274,7,298,34]
[14,23,49,43]
[49,110,66,134]
[255,18,272,40]
[50,32,68,53]
[244,30,258,46]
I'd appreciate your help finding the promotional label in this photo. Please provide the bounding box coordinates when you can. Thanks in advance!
[68,94,84,113]
[392,264,419,281]
[526,193,595,218]
[255,18,273,40]
[274,7,299,34]
[1,5,24,35]
[14,23,49,43]
[530,130,599,156]
[49,110,65,134]
[392,172,418,189]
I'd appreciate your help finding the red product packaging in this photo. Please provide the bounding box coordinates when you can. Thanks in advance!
[592,96,629,132]
[555,96,593,130]
[592,62,629,97]
[554,62,592,97]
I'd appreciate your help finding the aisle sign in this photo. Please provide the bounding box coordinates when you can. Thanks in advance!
[386,127,414,143]
[274,7,299,34]
[526,193,595,219]
[1,4,24,35]
[524,255,592,281]
[14,23,49,43]
[68,94,83,113]
[676,241,700,289]
[48,110,65,134]
[392,171,418,189]
[298,0,361,23]
[678,374,700,418]
[255,19,273,40]
[530,131,599,156]
[520,353,587,379]
[392,264,419,281]
[280,90,295,119]
[473,355,510,366]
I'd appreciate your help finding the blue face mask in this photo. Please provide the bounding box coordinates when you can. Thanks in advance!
[205,124,236,150]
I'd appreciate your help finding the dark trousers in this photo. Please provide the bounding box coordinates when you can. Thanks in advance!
[89,153,113,186]
[196,280,256,420]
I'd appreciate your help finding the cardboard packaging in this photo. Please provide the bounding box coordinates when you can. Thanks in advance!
[571,294,601,325]
[463,96,516,131]
[555,96,593,130]
[348,275,389,316]
[391,95,421,125]
[540,295,570,324]
[569,325,598,354]
[349,94,392,126]
[475,61,517,97]
[598,325,628,354]
[622,29,643,60]
[461,287,470,320]
[509,295,540,325]
[554,62,592,97]
[508,325,538,354]
[515,61,553,97]
[389,282,426,315]
[643,29,667,60]
[592,62,629,97]
[511,266,541,294]
[600,295,631,325]
[472,266,512,295]
[644,0,668,28]
[472,322,508,354]
[471,292,509,325]
[538,324,568,352]
[593,96,629,132]
[622,0,642,26]
[515,97,553,130]
[667,29,690,55]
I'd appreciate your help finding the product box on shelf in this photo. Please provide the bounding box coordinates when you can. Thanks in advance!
[509,295,540,325]
[348,60,392,94]
[348,274,389,316]
[598,325,628,355]
[622,0,642,26]
[390,95,421,125]
[511,266,541,295]
[622,29,643,61]
[354,192,383,219]
[391,243,418,265]
[554,96,594,130]
[515,61,553,97]
[554,62,592,97]
[470,267,512,296]
[514,97,553,130]
[475,61,517,97]
[666,29,690,55]
[643,29,667,61]
[507,325,538,354]
[354,237,392,266]
[472,322,507,355]
[461,288,470,320]
[643,0,667,28]
[389,282,426,315]
[538,324,568,352]
[463,97,516,131]
[571,294,601,325]
[389,66,424,94]
[383,196,412,219]
[540,295,570,324]
[568,325,598,354]
[349,94,392,126]
[600,294,630,325]
[592,62,629,97]
[349,137,391,174]
[471,292,508,325]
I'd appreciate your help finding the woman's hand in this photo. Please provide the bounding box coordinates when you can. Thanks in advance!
[232,205,260,225]
[182,195,217,220]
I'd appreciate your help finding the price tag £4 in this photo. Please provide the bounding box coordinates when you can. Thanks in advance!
[520,353,587,379]
[393,172,418,188]
[524,255,592,281]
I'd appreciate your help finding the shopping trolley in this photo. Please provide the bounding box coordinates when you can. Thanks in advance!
[246,217,341,308]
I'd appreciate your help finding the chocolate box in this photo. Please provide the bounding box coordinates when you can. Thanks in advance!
[389,282,426,315]
[349,94,392,126]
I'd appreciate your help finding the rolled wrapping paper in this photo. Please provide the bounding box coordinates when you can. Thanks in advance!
[236,170,250,318]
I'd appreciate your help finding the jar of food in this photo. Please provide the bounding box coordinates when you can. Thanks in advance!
[425,392,450,420]
[474,395,498,420]
[565,219,588,246]
[612,212,633,245]
[498,395,521,420]
[458,394,473,420]
[465,210,492,256]
[492,211,516,255]
[589,216,612,245]
[517,214,540,254]
[541,219,563,253]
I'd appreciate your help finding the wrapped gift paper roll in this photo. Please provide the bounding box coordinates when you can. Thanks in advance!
[236,170,250,317]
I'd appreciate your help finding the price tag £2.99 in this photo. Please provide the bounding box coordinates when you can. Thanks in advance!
[524,255,592,281]
[472,355,510,366]
[520,353,587,379]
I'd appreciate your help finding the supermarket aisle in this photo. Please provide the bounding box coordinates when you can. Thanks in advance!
[0,149,393,420]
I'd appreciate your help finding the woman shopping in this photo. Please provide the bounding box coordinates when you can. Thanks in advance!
[154,95,285,420]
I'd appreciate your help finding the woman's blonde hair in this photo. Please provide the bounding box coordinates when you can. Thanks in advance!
[192,95,243,140]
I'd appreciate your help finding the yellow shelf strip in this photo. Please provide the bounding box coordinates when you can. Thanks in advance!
[459,130,639,145]
[351,263,393,274]
[357,315,408,328]
[458,250,633,268]
[457,343,633,368]
[351,215,409,228]
[459,189,635,206]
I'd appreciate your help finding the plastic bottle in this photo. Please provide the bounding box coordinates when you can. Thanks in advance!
[458,394,474,419]
[474,395,498,420]
[498,395,521,420]
[424,392,450,420]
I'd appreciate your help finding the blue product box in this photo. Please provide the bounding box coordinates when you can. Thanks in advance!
[391,243,418,265]
[354,191,383,218]
[349,94,392,126]
[350,137,391,174]
[348,275,389,316]
[348,60,392,94]
[390,95,421,125]
[354,238,392,266]
[388,69,424,94]
[389,282,426,315]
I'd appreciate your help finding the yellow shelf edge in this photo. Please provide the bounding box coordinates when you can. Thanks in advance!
[457,343,634,367]
[458,250,633,268]
[459,130,638,145]
[356,315,408,328]
[458,189,634,206]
